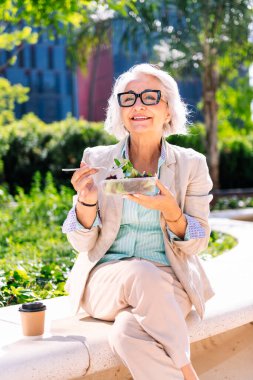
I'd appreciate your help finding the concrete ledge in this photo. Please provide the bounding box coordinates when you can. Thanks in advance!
[0,299,90,380]
[210,207,253,222]
[188,217,253,343]
[0,334,89,380]
[0,216,253,379]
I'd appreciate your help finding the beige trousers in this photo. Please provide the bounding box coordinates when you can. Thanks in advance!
[82,258,192,380]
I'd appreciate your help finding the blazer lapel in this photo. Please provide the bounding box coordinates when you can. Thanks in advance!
[90,139,127,260]
[160,141,176,197]
[99,139,126,224]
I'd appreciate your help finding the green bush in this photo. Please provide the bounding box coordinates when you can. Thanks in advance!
[219,136,253,188]
[0,113,117,193]
[0,78,29,127]
[1,114,253,192]
[0,172,75,307]
[169,124,253,189]
[167,123,206,154]
[200,230,237,260]
[212,196,253,210]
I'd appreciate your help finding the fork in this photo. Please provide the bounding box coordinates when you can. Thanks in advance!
[62,166,104,172]
[62,164,124,172]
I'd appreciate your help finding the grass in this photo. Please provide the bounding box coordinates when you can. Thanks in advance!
[200,230,237,261]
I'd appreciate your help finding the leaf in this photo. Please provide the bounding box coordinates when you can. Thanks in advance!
[114,158,121,166]
[8,56,17,66]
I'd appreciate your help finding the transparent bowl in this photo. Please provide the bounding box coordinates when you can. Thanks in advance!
[101,177,157,195]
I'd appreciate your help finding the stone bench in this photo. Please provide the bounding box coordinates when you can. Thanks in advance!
[1,216,253,380]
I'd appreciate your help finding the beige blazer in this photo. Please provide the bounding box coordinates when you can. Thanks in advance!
[65,138,215,319]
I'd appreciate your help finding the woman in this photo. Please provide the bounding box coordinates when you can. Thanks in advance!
[62,63,214,380]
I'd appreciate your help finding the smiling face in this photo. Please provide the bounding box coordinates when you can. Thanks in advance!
[120,74,170,139]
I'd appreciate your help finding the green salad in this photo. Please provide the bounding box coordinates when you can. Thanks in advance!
[113,158,153,178]
[103,159,156,195]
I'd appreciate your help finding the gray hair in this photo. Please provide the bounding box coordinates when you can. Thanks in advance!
[104,63,188,140]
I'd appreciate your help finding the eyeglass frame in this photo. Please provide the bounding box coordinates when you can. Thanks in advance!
[117,89,162,107]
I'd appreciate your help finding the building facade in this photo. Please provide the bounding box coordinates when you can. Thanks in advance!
[0,32,78,122]
[1,23,202,124]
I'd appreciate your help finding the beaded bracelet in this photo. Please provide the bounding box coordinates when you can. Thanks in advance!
[77,199,98,207]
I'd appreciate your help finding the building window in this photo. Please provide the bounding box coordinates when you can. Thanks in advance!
[30,45,36,68]
[48,46,53,69]
[37,71,43,93]
[18,47,24,68]
[25,69,32,89]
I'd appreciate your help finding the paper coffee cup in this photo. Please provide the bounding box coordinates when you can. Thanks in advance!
[19,301,46,336]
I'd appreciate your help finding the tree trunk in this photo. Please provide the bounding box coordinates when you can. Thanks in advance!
[202,64,220,189]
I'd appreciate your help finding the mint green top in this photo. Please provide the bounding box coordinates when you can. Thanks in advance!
[97,138,170,266]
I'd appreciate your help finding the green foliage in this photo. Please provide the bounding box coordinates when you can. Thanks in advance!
[114,158,152,177]
[0,113,116,193]
[217,74,253,137]
[200,230,237,261]
[0,172,75,307]
[0,0,135,28]
[0,78,30,126]
[65,1,137,70]
[167,123,206,154]
[0,0,136,72]
[0,26,38,51]
[215,72,253,188]
[212,196,253,211]
[2,116,253,192]
[0,0,136,134]
[120,1,253,77]
[0,183,13,206]
[167,123,253,190]
[219,136,253,188]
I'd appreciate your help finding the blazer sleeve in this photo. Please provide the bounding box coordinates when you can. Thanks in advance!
[170,154,213,256]
[65,147,100,253]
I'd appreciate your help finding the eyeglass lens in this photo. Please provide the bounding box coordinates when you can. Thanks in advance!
[118,90,160,107]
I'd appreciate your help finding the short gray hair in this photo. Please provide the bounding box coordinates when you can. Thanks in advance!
[104,63,188,140]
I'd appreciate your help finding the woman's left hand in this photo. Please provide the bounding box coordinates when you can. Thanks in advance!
[125,179,182,221]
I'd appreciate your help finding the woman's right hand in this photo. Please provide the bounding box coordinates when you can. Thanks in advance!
[71,162,99,204]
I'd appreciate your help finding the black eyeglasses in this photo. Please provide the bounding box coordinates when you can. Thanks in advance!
[117,89,162,107]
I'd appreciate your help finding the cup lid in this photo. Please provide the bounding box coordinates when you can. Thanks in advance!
[19,301,46,312]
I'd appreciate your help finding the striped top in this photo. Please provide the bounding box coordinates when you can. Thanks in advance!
[98,191,170,265]
[98,138,170,265]
[62,138,205,266]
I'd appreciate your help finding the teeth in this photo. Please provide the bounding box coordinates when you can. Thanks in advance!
[133,116,148,120]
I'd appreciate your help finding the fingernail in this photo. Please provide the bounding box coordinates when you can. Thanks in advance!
[133,194,141,198]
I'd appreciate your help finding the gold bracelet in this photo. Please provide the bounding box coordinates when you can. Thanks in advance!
[165,210,183,223]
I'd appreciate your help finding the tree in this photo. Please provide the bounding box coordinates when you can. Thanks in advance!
[0,0,136,122]
[0,78,29,125]
[217,72,253,139]
[0,0,135,71]
[121,0,253,188]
